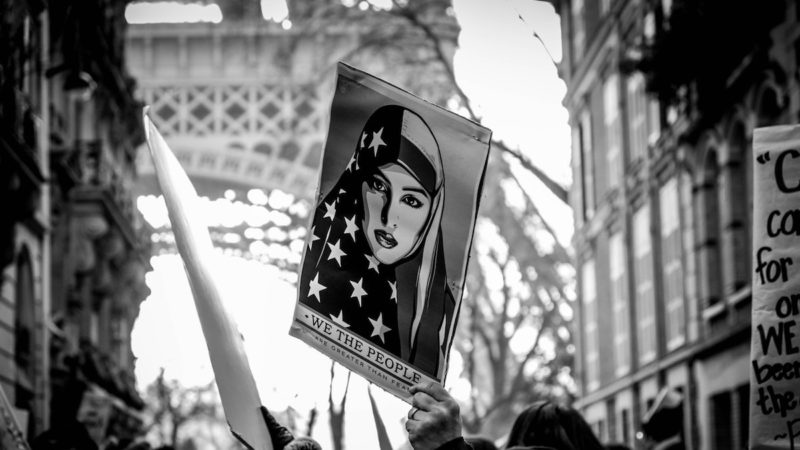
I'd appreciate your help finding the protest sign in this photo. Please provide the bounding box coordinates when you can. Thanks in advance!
[750,124,800,449]
[144,110,273,450]
[290,63,491,400]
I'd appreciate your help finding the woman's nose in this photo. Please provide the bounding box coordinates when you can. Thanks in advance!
[380,196,391,225]
[381,199,399,228]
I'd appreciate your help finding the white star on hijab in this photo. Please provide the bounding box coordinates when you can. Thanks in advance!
[364,254,380,273]
[307,226,320,250]
[344,215,359,241]
[350,277,368,307]
[323,201,337,221]
[369,313,392,343]
[330,310,350,328]
[369,127,386,156]
[326,239,346,266]
[308,273,326,302]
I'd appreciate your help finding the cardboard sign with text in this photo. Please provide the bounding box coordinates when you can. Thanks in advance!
[750,124,800,449]
[290,63,491,401]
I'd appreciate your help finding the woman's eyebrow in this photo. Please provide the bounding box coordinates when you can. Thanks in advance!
[401,186,429,197]
[372,171,390,183]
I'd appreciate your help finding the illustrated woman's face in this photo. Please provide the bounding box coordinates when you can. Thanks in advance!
[361,163,432,265]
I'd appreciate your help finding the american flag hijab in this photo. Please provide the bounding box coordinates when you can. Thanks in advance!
[299,104,455,378]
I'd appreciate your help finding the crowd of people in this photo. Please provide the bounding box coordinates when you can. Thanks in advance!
[28,380,645,449]
[247,380,633,450]
[254,380,636,450]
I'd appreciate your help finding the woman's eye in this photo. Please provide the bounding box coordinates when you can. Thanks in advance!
[401,195,423,208]
[370,178,387,192]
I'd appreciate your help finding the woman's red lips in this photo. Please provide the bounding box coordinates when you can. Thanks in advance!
[374,230,397,248]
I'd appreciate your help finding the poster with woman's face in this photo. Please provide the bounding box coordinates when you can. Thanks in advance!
[290,63,491,401]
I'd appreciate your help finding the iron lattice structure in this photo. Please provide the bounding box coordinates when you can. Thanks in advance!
[137,81,327,197]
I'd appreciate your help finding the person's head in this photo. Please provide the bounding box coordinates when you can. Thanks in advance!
[128,444,153,450]
[604,444,632,450]
[355,105,443,266]
[467,436,499,450]
[505,401,604,450]
[31,419,99,450]
[285,437,323,450]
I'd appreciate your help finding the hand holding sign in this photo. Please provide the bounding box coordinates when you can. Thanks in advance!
[405,382,465,450]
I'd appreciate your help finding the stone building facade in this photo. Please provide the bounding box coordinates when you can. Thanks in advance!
[0,0,151,443]
[0,0,49,437]
[548,0,800,448]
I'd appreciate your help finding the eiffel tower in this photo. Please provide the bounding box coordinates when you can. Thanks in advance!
[128,0,458,197]
[125,0,458,262]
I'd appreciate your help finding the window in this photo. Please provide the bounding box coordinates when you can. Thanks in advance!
[607,399,617,441]
[634,206,656,364]
[604,74,622,189]
[648,97,661,145]
[572,0,585,61]
[711,391,733,449]
[660,178,685,350]
[626,73,661,162]
[14,249,36,438]
[722,123,750,296]
[582,260,600,392]
[626,73,648,161]
[711,384,750,449]
[680,169,700,342]
[572,126,585,227]
[699,151,723,309]
[620,408,631,445]
[594,419,607,442]
[580,110,595,220]
[736,384,749,448]
[609,232,630,376]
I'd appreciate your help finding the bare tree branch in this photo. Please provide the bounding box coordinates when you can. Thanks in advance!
[494,140,569,203]
[387,1,569,204]
[505,165,571,261]
[328,362,352,450]
[509,315,549,394]
[474,316,498,367]
[309,2,571,204]
[389,0,479,120]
